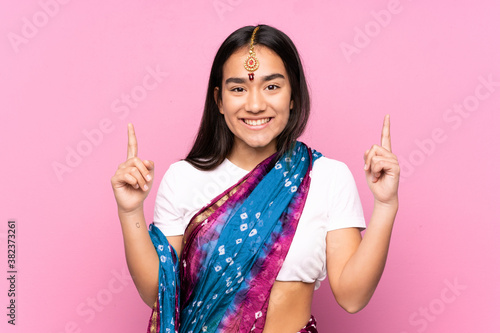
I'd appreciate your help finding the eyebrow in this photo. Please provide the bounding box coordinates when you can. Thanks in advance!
[225,73,285,85]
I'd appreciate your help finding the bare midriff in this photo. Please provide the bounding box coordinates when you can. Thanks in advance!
[262,280,316,333]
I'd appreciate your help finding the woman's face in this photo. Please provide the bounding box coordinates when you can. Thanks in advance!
[216,45,293,157]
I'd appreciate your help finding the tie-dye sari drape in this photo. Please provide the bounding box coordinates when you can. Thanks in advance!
[148,142,321,333]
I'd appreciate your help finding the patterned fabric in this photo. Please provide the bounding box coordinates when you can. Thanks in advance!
[148,142,322,333]
[148,228,180,333]
[298,315,318,333]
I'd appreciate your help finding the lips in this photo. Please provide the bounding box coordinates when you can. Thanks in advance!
[242,118,271,126]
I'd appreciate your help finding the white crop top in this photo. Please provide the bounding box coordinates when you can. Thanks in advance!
[153,156,366,289]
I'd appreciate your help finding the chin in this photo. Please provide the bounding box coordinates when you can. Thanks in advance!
[236,135,269,148]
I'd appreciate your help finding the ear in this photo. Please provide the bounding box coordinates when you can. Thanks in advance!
[214,87,223,114]
[289,99,294,110]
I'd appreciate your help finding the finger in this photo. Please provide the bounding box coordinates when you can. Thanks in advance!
[127,123,138,159]
[127,157,152,182]
[368,158,399,182]
[111,171,140,189]
[364,145,395,170]
[123,173,140,189]
[370,156,387,178]
[129,166,149,191]
[363,149,370,170]
[366,155,382,180]
[380,114,392,152]
[144,160,155,171]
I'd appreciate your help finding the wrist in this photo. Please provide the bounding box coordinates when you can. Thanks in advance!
[118,205,145,218]
[373,198,398,214]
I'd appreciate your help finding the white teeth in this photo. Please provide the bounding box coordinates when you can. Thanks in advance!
[244,118,270,126]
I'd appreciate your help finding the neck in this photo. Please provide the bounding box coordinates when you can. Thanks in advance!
[227,141,277,171]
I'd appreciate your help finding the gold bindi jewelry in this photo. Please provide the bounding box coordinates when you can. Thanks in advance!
[244,26,260,81]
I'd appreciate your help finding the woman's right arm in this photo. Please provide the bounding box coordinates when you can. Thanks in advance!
[110,123,158,308]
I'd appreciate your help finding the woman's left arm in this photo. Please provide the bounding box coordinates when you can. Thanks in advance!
[326,114,400,313]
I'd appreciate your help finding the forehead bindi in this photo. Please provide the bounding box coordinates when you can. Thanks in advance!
[222,46,287,82]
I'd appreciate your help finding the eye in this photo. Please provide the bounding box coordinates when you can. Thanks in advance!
[230,87,245,93]
[265,84,280,91]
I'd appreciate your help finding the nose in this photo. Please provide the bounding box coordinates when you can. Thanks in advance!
[245,88,266,113]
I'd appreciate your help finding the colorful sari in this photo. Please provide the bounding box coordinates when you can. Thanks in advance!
[148,142,321,333]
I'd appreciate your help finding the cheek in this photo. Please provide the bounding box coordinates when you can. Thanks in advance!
[223,113,240,133]
[270,95,292,116]
[271,89,292,109]
[220,96,242,115]
[281,113,290,129]
[222,113,233,126]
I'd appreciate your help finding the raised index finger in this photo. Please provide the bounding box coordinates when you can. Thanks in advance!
[127,123,138,159]
[380,114,392,152]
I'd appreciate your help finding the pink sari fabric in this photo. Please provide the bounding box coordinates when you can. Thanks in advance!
[298,315,318,333]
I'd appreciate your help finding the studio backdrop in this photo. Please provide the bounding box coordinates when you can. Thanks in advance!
[2,0,499,332]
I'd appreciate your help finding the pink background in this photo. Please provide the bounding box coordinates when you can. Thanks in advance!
[2,0,499,332]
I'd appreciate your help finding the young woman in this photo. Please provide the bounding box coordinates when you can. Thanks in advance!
[111,24,400,333]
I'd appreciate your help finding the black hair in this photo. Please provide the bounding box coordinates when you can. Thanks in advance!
[185,24,310,170]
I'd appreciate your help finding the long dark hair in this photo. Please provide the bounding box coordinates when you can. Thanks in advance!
[185,24,310,170]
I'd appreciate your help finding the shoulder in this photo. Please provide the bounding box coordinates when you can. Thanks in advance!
[309,155,361,200]
[164,159,203,176]
[157,159,247,206]
[158,160,210,194]
[156,160,202,196]
[162,159,246,183]
[160,159,215,184]
[311,156,354,180]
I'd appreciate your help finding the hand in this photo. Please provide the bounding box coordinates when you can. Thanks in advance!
[363,115,400,207]
[110,123,155,214]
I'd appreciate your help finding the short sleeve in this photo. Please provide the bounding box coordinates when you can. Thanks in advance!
[326,162,366,231]
[153,163,187,236]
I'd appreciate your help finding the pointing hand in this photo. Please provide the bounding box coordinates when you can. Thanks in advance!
[111,124,155,214]
[363,115,400,206]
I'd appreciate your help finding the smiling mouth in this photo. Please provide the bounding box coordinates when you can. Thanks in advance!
[243,118,271,126]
